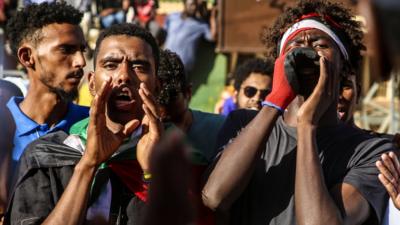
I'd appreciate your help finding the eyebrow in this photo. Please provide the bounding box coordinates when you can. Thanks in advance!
[286,35,331,46]
[57,43,87,50]
[99,56,151,66]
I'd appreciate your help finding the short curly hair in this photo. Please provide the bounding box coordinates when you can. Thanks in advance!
[156,49,187,106]
[6,1,83,57]
[262,0,365,75]
[93,23,160,71]
[233,58,274,91]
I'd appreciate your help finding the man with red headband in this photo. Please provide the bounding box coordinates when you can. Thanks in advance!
[202,1,396,225]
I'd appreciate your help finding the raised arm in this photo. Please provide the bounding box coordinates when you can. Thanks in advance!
[295,56,370,225]
[208,6,217,42]
[42,77,140,225]
[202,106,279,212]
[202,53,296,212]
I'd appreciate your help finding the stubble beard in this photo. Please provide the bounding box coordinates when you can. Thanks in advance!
[40,74,79,103]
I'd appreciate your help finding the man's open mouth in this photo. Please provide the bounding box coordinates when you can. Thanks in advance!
[112,87,135,111]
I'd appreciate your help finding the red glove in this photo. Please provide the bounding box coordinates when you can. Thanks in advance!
[263,53,297,112]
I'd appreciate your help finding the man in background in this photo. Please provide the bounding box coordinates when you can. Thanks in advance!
[164,0,217,76]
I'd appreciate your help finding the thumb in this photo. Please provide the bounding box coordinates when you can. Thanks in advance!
[123,119,140,136]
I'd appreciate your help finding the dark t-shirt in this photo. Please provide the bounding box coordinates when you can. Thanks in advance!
[215,109,394,225]
[5,131,145,225]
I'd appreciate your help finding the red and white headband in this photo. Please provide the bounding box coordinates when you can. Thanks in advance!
[279,19,349,60]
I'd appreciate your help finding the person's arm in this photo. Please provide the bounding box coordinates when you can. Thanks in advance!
[202,53,296,212]
[136,82,163,173]
[295,56,370,225]
[377,151,400,210]
[39,77,139,225]
[202,106,279,212]
[208,6,217,41]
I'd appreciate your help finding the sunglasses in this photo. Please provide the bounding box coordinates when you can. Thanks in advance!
[243,86,271,99]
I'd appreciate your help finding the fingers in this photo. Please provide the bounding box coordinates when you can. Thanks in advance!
[376,153,400,202]
[376,158,396,184]
[389,151,400,175]
[90,77,112,123]
[123,119,141,136]
[378,173,399,201]
[139,82,160,122]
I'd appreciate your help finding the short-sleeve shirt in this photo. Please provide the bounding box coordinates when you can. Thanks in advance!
[6,96,89,163]
[216,109,394,225]
[164,12,212,73]
[187,110,225,164]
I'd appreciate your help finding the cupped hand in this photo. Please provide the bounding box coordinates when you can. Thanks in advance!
[83,77,140,167]
[296,56,339,126]
[137,82,163,172]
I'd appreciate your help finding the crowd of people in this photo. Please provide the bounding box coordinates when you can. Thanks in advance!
[1,0,400,225]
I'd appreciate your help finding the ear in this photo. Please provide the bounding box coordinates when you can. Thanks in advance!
[87,71,96,97]
[185,83,193,102]
[233,90,238,103]
[17,45,35,69]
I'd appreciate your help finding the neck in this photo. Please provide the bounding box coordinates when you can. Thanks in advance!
[174,109,193,132]
[20,80,69,127]
[283,96,339,128]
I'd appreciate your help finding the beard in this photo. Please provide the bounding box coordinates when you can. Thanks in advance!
[40,73,79,102]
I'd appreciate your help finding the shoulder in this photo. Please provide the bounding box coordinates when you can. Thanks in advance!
[192,110,225,124]
[225,109,258,126]
[69,103,89,116]
[167,12,181,20]
[18,131,81,173]
[66,104,89,127]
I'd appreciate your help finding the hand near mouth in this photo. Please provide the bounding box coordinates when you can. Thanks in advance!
[297,56,338,126]
[83,77,141,168]
[137,82,164,172]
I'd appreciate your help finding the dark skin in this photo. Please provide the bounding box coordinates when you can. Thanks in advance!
[38,35,162,225]
[0,23,86,220]
[202,29,371,225]
[18,23,86,127]
[159,87,193,132]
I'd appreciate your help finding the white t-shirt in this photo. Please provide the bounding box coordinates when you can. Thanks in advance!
[382,200,400,225]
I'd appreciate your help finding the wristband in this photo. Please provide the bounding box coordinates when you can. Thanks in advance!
[261,100,284,113]
[143,171,152,183]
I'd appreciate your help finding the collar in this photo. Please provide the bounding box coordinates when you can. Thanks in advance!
[6,96,77,137]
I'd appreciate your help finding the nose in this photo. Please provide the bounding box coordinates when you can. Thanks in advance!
[73,50,86,68]
[251,90,263,102]
[116,61,134,85]
[72,50,86,69]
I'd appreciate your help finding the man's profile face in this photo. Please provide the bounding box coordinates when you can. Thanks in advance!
[89,35,157,125]
[33,23,86,102]
[236,73,272,110]
[282,29,343,97]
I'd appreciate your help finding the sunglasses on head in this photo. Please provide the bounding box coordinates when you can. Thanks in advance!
[243,86,271,99]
